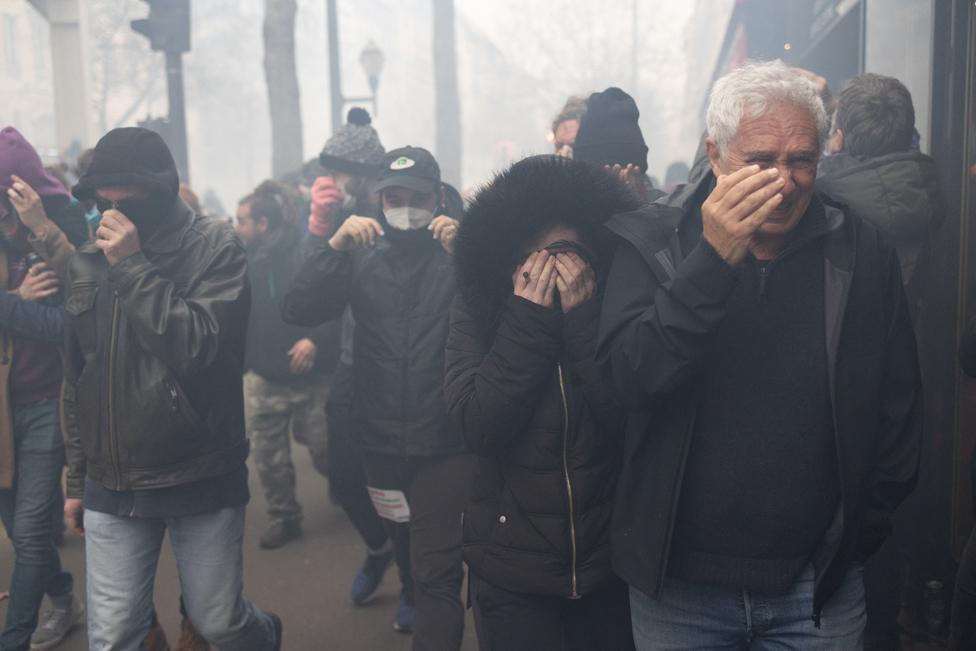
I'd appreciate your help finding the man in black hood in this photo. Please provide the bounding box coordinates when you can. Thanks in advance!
[572,87,662,205]
[62,128,282,650]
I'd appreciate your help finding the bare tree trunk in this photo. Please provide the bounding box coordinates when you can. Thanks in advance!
[263,0,304,178]
[432,0,462,187]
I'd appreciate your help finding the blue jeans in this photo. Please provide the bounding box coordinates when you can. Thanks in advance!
[630,564,865,650]
[0,399,73,651]
[84,506,277,651]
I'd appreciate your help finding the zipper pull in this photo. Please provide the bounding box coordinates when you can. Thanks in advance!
[168,384,179,412]
[758,264,769,300]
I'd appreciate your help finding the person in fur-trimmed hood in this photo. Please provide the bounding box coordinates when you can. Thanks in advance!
[444,155,638,650]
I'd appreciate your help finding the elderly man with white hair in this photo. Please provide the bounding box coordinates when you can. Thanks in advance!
[597,60,922,649]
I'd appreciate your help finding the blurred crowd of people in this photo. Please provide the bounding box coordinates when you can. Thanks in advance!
[0,57,968,651]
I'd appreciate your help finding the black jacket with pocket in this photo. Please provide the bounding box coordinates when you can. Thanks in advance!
[63,200,251,498]
[281,230,464,457]
[596,171,923,622]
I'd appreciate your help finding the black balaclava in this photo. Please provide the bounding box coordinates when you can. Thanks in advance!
[72,127,180,238]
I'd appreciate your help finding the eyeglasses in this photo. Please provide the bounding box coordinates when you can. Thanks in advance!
[94,197,147,215]
[94,197,120,214]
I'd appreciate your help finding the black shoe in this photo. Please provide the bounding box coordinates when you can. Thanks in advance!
[259,521,301,549]
[269,613,283,651]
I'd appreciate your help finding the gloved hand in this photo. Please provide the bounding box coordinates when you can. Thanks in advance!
[308,176,345,237]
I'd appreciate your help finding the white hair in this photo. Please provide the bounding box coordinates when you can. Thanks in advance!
[706,60,829,156]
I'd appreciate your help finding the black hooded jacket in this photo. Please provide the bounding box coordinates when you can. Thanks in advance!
[63,128,250,497]
[444,156,638,597]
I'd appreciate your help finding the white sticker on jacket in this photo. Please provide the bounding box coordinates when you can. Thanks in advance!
[367,487,411,523]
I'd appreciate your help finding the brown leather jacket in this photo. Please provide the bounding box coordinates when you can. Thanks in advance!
[0,220,74,489]
[63,200,251,498]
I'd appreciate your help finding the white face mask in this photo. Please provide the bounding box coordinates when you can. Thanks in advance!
[385,206,434,230]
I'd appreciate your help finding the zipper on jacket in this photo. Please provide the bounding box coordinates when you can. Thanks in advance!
[758,263,770,300]
[557,364,580,599]
[108,294,122,489]
[168,383,179,412]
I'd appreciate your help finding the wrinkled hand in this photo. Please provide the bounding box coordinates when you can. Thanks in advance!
[328,215,384,251]
[553,252,596,313]
[309,176,345,236]
[6,175,48,234]
[16,261,59,301]
[701,166,784,267]
[64,498,84,537]
[288,338,317,375]
[95,210,141,266]
[429,216,459,254]
[513,250,557,309]
[607,164,645,201]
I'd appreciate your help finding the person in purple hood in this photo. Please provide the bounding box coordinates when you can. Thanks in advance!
[0,127,87,651]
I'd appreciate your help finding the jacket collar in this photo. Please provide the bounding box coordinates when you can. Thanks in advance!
[143,198,195,255]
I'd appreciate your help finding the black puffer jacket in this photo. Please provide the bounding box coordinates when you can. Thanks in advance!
[445,156,637,597]
[282,229,463,457]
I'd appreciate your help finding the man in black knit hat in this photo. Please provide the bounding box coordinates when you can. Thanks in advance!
[573,87,662,205]
[62,127,282,650]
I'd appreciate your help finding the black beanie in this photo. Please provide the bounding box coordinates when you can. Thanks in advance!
[573,87,649,173]
[72,127,180,201]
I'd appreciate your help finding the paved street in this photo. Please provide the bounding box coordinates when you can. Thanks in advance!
[0,451,478,650]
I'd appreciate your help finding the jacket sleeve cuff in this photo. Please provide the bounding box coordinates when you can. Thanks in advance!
[678,238,739,299]
[107,251,155,292]
[563,297,600,362]
[495,294,562,355]
[65,474,85,500]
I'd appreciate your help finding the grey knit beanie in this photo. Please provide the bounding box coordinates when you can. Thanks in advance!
[318,108,386,177]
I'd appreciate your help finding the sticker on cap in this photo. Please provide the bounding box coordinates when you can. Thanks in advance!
[391,157,415,170]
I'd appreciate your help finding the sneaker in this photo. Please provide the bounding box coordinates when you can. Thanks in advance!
[259,521,301,550]
[392,591,415,634]
[269,612,283,651]
[30,595,85,650]
[351,548,394,605]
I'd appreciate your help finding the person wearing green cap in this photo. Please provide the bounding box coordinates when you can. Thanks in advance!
[283,145,472,648]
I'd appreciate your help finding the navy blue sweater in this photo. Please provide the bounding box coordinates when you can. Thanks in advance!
[668,204,841,594]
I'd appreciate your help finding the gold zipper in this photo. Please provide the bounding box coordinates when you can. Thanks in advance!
[108,294,122,489]
[557,364,580,599]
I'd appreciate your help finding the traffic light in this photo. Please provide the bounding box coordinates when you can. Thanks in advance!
[131,0,191,54]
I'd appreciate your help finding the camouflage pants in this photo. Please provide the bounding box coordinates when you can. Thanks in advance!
[243,372,329,526]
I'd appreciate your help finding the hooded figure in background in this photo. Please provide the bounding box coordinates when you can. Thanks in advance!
[572,87,662,206]
[818,73,946,318]
[0,127,87,651]
[0,127,88,281]
[63,127,283,650]
[444,156,638,650]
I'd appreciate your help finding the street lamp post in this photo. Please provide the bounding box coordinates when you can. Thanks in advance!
[325,1,385,132]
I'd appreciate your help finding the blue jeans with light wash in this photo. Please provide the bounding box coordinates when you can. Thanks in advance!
[630,564,866,650]
[83,505,277,651]
[0,398,73,651]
